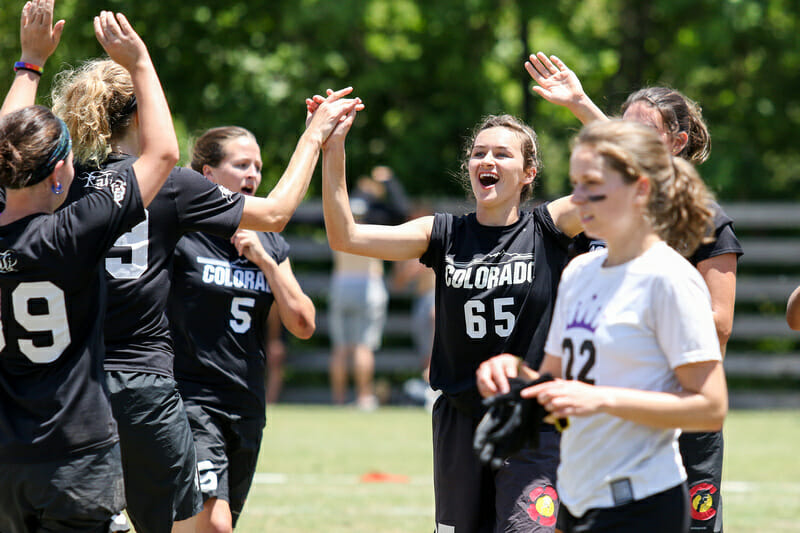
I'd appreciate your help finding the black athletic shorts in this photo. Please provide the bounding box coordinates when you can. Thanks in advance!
[107,370,203,533]
[0,442,126,533]
[183,401,266,526]
[679,430,724,532]
[432,394,561,533]
[559,483,689,533]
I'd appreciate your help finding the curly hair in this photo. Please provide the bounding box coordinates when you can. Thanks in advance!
[51,59,136,168]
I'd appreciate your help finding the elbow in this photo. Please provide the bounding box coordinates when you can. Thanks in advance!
[786,312,800,331]
[291,316,316,340]
[162,145,180,168]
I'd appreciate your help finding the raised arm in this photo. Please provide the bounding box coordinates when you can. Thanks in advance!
[238,88,363,233]
[94,11,178,207]
[525,52,607,125]
[318,100,433,261]
[1,0,64,117]
[231,230,315,339]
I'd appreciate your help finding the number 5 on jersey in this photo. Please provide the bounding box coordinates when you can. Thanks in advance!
[230,297,255,333]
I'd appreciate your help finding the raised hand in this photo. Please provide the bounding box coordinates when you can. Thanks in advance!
[231,229,269,264]
[305,88,364,147]
[93,11,149,72]
[525,52,586,107]
[19,0,65,66]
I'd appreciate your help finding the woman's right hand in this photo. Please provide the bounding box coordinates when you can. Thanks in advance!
[525,52,586,108]
[305,88,364,147]
[19,0,65,67]
[476,354,534,398]
[93,11,149,72]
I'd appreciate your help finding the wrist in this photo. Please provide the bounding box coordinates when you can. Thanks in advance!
[300,127,324,149]
[14,60,44,76]
[19,55,46,68]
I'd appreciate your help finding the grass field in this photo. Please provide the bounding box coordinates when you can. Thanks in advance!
[229,405,800,532]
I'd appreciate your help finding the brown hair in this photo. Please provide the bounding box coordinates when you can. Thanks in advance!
[621,87,710,164]
[574,119,713,256]
[51,59,137,168]
[190,126,258,173]
[459,114,541,203]
[0,106,67,189]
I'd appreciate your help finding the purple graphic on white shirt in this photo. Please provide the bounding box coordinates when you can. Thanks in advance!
[565,294,601,333]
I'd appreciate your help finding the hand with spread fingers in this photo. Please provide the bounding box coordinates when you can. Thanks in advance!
[525,51,607,125]
[20,0,65,67]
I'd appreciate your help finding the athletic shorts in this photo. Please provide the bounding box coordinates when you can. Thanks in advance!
[431,395,561,533]
[0,442,126,533]
[328,274,388,350]
[558,483,689,533]
[107,371,203,533]
[183,401,266,526]
[679,430,724,532]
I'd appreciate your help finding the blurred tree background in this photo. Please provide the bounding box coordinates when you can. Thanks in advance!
[1,0,798,200]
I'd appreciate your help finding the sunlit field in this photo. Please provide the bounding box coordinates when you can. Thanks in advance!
[229,405,800,533]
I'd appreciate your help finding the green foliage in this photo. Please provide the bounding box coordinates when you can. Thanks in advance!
[1,0,798,198]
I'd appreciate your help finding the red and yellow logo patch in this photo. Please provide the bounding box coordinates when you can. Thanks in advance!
[689,483,718,521]
[527,485,558,527]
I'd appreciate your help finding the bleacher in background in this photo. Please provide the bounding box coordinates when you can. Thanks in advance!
[278,200,800,404]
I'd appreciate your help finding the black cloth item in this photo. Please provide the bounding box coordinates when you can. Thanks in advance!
[473,374,563,469]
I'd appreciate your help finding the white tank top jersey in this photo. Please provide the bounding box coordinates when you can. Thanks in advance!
[544,241,722,518]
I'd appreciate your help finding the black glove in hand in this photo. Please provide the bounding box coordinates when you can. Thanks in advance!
[473,374,556,469]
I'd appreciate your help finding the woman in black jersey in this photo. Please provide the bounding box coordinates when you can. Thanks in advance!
[310,92,582,532]
[5,7,360,533]
[39,47,361,533]
[168,126,315,531]
[0,7,179,532]
[525,51,743,532]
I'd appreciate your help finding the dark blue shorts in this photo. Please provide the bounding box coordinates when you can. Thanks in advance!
[107,370,203,533]
[0,442,125,533]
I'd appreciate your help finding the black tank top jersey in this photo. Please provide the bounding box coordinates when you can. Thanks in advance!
[67,155,246,377]
[169,231,289,415]
[0,166,144,462]
[420,204,572,397]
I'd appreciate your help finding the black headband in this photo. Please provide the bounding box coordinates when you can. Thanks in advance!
[109,95,138,130]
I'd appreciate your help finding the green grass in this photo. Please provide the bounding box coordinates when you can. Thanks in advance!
[182,405,800,532]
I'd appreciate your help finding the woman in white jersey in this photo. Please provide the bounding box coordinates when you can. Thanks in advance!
[477,119,728,532]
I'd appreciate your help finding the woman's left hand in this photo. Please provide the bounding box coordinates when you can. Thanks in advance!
[523,379,608,420]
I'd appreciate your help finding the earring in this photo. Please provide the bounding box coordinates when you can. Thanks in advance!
[51,182,63,195]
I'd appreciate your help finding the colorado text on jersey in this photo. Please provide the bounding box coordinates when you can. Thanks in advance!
[197,256,270,292]
[444,252,535,290]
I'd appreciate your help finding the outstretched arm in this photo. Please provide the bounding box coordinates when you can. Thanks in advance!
[94,11,179,207]
[238,88,363,233]
[1,0,64,117]
[525,52,607,125]
[319,100,433,261]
